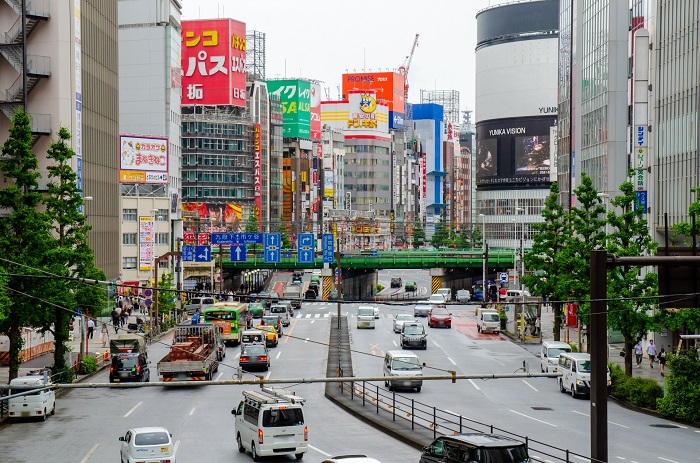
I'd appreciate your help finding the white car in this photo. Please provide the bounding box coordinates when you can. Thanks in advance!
[312,269,322,276]
[373,306,380,319]
[456,289,471,303]
[393,313,416,333]
[119,427,176,463]
[428,294,447,304]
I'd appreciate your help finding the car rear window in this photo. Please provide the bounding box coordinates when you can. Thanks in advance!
[262,408,304,427]
[358,309,374,316]
[114,357,138,369]
[134,431,170,446]
[432,308,449,315]
[404,325,424,335]
[473,444,529,463]
[243,346,266,355]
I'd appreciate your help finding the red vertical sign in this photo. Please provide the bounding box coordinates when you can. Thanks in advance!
[421,153,427,199]
[254,124,262,223]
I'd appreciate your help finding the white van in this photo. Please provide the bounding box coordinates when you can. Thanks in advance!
[540,341,573,373]
[357,306,376,329]
[477,308,500,333]
[8,375,56,421]
[436,288,452,302]
[267,304,290,326]
[558,352,611,398]
[383,350,423,392]
[504,289,531,301]
[232,387,307,460]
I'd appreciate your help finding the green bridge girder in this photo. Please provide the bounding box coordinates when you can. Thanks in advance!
[220,249,515,270]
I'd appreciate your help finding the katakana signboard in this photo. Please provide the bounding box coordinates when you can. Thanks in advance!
[266,79,311,138]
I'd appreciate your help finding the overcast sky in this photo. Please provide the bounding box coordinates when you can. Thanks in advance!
[182,0,512,122]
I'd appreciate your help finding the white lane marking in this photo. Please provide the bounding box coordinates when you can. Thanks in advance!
[522,380,538,391]
[433,341,441,348]
[658,458,680,463]
[174,440,181,455]
[392,340,398,347]
[572,456,590,462]
[614,457,626,460]
[80,444,99,463]
[572,410,628,428]
[573,410,588,417]
[309,445,332,457]
[493,358,506,366]
[311,320,315,324]
[124,401,143,418]
[314,313,320,318]
[189,401,200,416]
[447,357,457,366]
[276,351,282,359]
[234,352,240,359]
[509,409,558,427]
[305,314,311,318]
[215,372,224,381]
[468,379,481,390]
[695,430,700,434]
[444,409,460,416]
[296,314,302,318]
[324,313,329,317]
[265,371,271,379]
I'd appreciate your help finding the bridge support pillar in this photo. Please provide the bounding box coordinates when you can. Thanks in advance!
[429,268,446,295]
[321,268,333,300]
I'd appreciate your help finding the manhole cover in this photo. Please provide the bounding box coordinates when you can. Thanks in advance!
[649,424,680,428]
[531,407,553,411]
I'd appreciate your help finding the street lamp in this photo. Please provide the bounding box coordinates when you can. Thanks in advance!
[515,207,524,290]
[479,213,486,301]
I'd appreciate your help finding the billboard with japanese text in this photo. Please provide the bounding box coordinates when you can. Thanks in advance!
[139,216,154,271]
[181,19,246,106]
[341,71,404,128]
[254,124,262,220]
[119,134,169,184]
[310,82,322,140]
[266,79,311,138]
[182,203,243,233]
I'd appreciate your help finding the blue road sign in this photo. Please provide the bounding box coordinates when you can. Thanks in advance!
[264,233,281,263]
[182,245,195,262]
[230,244,247,262]
[322,233,334,263]
[297,233,315,264]
[211,233,240,245]
[194,245,212,262]
[636,190,648,214]
[500,272,509,283]
[242,232,264,244]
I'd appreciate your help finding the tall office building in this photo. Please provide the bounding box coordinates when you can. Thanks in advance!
[0,0,120,278]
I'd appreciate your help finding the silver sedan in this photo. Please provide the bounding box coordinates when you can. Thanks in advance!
[393,314,416,333]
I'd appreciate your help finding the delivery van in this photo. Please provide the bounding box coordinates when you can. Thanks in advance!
[558,352,611,398]
[267,304,290,326]
[383,350,423,392]
[540,341,572,373]
[477,308,500,333]
[8,375,56,421]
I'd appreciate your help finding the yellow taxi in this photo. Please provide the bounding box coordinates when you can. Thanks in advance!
[255,323,279,348]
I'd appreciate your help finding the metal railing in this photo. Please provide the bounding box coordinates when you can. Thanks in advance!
[337,376,593,463]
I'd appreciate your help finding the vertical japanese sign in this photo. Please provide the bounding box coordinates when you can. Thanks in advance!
[139,216,155,271]
[310,82,322,141]
[73,1,83,210]
[181,19,246,106]
[266,79,311,138]
[420,153,427,218]
[254,124,262,222]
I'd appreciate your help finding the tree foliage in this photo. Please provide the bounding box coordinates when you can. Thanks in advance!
[0,109,55,381]
[470,226,483,249]
[670,186,700,242]
[155,272,177,317]
[606,177,658,376]
[522,182,571,340]
[411,218,426,248]
[430,216,450,248]
[277,215,293,249]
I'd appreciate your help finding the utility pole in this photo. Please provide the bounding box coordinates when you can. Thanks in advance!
[154,251,182,329]
[335,237,342,330]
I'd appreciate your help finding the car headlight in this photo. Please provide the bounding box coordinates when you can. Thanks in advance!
[607,380,612,386]
[576,379,585,386]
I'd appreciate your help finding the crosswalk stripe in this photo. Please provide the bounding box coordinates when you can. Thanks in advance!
[314,314,320,318]
[305,314,311,318]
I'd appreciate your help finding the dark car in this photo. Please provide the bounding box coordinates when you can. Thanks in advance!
[305,287,318,300]
[260,314,283,335]
[109,353,149,383]
[247,293,260,303]
[391,277,403,288]
[428,307,452,328]
[258,291,272,308]
[420,433,529,463]
[401,322,427,350]
[329,289,342,300]
[239,343,270,371]
[404,281,417,292]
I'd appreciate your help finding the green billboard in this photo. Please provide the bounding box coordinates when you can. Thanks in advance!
[266,79,311,138]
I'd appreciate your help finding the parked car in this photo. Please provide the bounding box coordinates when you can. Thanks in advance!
[390,277,403,288]
[400,322,427,350]
[428,307,452,328]
[119,427,175,463]
[404,281,417,292]
[239,343,270,371]
[456,289,471,303]
[393,314,417,333]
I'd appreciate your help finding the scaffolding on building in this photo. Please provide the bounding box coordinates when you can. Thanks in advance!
[420,90,460,124]
[246,30,266,80]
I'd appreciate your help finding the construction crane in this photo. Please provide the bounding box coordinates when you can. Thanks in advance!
[398,33,419,102]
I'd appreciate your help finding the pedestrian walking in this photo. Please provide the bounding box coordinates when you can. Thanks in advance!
[101,323,109,347]
[111,309,120,334]
[646,339,657,368]
[634,341,644,367]
[659,348,666,376]
[123,307,130,326]
[87,318,95,339]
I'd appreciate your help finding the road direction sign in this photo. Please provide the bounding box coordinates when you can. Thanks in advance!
[500,272,509,283]
[230,244,247,262]
[182,245,195,262]
[298,233,315,264]
[242,232,264,244]
[194,245,212,262]
[211,233,240,245]
[322,233,334,263]
[264,233,281,263]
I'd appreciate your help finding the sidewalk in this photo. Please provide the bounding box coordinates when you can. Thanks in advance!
[514,304,665,387]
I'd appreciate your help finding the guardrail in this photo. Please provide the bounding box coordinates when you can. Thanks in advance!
[337,376,593,463]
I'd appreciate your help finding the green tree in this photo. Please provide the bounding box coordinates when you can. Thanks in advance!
[43,126,107,376]
[0,109,55,382]
[606,178,658,376]
[566,173,607,350]
[522,182,572,341]
[277,215,292,249]
[430,216,450,248]
[455,229,471,249]
[245,208,260,252]
[470,226,483,249]
[155,272,177,318]
[411,218,426,248]
[670,186,700,241]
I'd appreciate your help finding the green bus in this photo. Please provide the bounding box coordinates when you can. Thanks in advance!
[202,302,249,345]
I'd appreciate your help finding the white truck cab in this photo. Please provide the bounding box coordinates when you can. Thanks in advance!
[8,375,56,421]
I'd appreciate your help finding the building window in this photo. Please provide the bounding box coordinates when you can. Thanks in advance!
[122,233,137,245]
[154,209,169,221]
[156,233,169,245]
[122,257,137,270]
[123,209,137,221]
